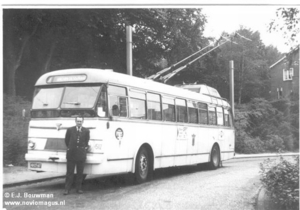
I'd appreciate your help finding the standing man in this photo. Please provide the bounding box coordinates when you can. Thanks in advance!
[64,116,90,195]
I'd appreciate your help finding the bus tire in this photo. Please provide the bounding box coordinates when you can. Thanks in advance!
[135,147,150,184]
[208,144,220,170]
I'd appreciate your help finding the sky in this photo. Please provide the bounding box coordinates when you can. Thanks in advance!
[202,6,298,53]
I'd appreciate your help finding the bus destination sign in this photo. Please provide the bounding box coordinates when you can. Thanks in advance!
[47,74,87,83]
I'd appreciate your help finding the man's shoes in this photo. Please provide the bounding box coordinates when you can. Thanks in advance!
[63,190,69,195]
[77,190,83,194]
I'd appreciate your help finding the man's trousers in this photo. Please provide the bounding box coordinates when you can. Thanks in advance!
[65,160,85,191]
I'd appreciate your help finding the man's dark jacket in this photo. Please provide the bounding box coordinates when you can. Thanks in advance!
[65,126,90,161]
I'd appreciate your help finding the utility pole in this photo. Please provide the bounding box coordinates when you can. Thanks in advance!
[126,24,133,76]
[229,60,235,118]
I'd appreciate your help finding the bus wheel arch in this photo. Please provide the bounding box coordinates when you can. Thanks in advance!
[208,143,221,170]
[134,143,154,184]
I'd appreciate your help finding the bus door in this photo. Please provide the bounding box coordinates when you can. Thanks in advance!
[216,107,225,151]
[105,85,132,166]
[175,99,189,166]
[161,96,176,167]
[186,101,199,164]
[223,109,235,153]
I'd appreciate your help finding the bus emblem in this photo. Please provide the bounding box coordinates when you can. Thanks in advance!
[56,123,62,131]
[115,128,124,140]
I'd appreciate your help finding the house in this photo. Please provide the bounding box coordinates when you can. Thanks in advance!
[269,45,299,100]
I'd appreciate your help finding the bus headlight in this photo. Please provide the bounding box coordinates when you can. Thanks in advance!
[28,141,36,150]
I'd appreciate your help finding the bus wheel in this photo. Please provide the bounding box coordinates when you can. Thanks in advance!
[208,144,220,170]
[135,147,149,184]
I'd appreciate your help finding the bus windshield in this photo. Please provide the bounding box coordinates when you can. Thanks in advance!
[61,86,100,109]
[32,87,64,109]
[31,85,103,118]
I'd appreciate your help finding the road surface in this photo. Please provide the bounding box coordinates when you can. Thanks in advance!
[3,158,270,210]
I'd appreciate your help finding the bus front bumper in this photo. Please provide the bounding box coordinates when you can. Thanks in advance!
[25,153,102,164]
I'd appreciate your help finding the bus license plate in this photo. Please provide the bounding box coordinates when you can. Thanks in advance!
[30,163,42,168]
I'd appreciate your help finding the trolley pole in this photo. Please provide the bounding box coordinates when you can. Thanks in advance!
[229,60,235,118]
[126,25,133,76]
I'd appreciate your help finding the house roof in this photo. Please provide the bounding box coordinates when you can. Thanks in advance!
[269,56,286,69]
[269,45,299,69]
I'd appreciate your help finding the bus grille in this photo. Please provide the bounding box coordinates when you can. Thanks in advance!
[44,138,67,150]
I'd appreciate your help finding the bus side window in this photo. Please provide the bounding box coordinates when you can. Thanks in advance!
[108,85,128,117]
[147,93,162,121]
[216,107,224,126]
[176,98,188,123]
[119,97,128,117]
[162,97,175,122]
[208,107,217,125]
[198,102,208,124]
[188,101,198,124]
[129,89,146,119]
[224,109,230,127]
[96,88,108,117]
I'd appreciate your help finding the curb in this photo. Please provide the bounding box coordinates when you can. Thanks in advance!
[234,153,299,159]
[3,176,65,188]
[256,186,265,210]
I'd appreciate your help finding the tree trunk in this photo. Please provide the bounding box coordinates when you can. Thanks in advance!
[41,42,56,75]
[4,23,39,96]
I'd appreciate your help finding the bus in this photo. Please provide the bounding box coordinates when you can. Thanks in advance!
[25,68,235,183]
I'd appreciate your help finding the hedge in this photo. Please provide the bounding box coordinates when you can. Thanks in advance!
[260,155,299,210]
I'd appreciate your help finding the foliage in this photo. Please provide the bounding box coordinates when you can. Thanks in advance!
[235,131,265,154]
[175,27,282,103]
[3,94,31,166]
[3,9,207,99]
[235,98,299,153]
[260,156,299,210]
[269,8,300,47]
[3,9,283,105]
[235,104,265,153]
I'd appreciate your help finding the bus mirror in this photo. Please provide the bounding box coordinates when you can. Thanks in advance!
[97,107,106,117]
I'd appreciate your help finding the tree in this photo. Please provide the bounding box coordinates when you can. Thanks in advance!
[3,9,208,99]
[3,10,41,96]
[213,28,279,103]
[269,8,300,47]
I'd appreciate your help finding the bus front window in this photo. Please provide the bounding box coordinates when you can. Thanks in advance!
[32,87,64,109]
[61,86,101,109]
[31,85,105,118]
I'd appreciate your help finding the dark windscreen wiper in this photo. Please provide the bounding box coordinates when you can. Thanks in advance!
[63,102,81,105]
[37,98,48,106]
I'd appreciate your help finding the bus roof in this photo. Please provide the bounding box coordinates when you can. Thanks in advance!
[36,68,230,108]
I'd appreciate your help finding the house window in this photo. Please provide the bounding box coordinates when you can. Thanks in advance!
[283,68,294,81]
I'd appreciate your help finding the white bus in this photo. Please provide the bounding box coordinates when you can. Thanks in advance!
[25,68,235,183]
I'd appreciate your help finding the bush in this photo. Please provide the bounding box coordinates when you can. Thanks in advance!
[3,94,31,166]
[235,130,265,154]
[235,98,299,153]
[260,155,299,210]
[264,135,285,152]
[235,103,265,153]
